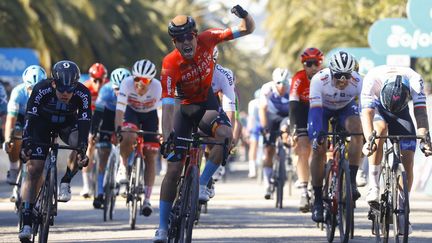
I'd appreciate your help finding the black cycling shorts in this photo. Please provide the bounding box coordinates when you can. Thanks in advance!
[123,106,159,144]
[169,89,231,162]
[26,119,78,160]
[264,112,286,146]
[292,102,309,137]
[97,109,115,148]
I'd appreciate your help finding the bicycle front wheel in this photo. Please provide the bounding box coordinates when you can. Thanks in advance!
[39,167,55,243]
[129,156,142,230]
[323,160,336,242]
[178,165,199,243]
[392,163,409,243]
[338,159,352,243]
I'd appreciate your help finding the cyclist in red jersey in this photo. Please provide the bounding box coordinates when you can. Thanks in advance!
[81,62,109,198]
[289,47,324,212]
[154,5,254,242]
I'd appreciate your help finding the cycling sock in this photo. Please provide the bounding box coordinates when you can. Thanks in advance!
[10,161,19,170]
[369,164,381,188]
[145,186,153,200]
[159,200,173,230]
[349,165,359,186]
[22,202,34,226]
[199,160,219,186]
[82,171,90,188]
[299,182,308,194]
[61,167,77,184]
[263,167,273,185]
[248,160,256,175]
[313,186,323,204]
[97,172,104,196]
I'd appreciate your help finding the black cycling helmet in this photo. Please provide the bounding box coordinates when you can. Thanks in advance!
[380,75,411,113]
[52,60,80,88]
[168,15,197,37]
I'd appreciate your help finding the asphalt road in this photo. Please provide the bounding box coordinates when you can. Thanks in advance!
[1,161,432,243]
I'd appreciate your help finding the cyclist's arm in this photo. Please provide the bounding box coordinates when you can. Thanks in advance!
[162,99,175,140]
[115,79,129,130]
[360,107,375,140]
[411,76,429,136]
[4,115,17,142]
[76,85,92,147]
[231,7,255,38]
[5,88,20,141]
[308,77,323,139]
[289,101,300,133]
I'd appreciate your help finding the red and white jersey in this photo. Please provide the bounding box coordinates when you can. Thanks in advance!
[289,70,310,103]
[361,65,426,109]
[309,68,363,110]
[116,76,162,113]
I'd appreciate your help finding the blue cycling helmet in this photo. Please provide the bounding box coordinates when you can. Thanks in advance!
[22,65,47,88]
[110,68,131,89]
[380,75,411,113]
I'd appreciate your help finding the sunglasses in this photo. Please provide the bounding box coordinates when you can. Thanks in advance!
[56,84,76,93]
[174,33,196,43]
[303,60,321,67]
[93,78,104,84]
[134,76,151,85]
[333,72,352,80]
[276,81,288,86]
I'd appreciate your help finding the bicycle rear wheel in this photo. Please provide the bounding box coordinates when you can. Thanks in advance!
[178,165,199,243]
[337,159,352,243]
[39,167,55,243]
[392,163,409,243]
[323,160,336,242]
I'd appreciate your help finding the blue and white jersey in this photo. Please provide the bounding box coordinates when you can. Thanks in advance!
[7,83,27,117]
[259,81,289,116]
[95,82,117,112]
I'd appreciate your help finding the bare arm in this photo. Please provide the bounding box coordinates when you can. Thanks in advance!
[4,114,17,141]
[231,5,255,37]
[259,105,267,129]
[162,104,175,141]
[114,110,124,131]
[361,107,375,139]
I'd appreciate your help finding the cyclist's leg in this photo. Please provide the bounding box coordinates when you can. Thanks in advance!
[308,107,330,222]
[340,102,363,200]
[57,124,81,202]
[118,106,139,184]
[19,120,50,239]
[247,126,260,178]
[140,110,159,215]
[290,102,312,208]
[80,134,95,197]
[5,117,24,185]
[157,103,202,232]
[93,109,116,207]
[199,110,232,189]
[366,110,387,203]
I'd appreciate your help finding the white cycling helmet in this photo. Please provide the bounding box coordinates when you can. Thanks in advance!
[272,68,291,84]
[213,46,219,62]
[328,51,356,73]
[22,65,47,88]
[132,59,156,79]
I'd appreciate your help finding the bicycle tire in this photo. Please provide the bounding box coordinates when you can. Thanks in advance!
[287,157,293,197]
[129,156,142,230]
[177,165,199,243]
[103,174,112,222]
[323,160,337,242]
[275,144,286,209]
[39,166,55,243]
[338,159,352,243]
[103,153,116,221]
[381,165,391,243]
[392,163,409,243]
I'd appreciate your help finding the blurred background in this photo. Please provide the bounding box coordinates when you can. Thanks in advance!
[2,0,432,111]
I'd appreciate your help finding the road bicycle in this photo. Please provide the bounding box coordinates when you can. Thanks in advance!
[317,119,363,243]
[367,131,427,243]
[118,129,161,230]
[165,127,229,243]
[19,132,81,243]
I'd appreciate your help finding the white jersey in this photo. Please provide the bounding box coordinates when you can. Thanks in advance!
[309,68,363,110]
[211,64,236,112]
[361,65,426,109]
[116,76,162,113]
[259,81,290,115]
[247,98,260,129]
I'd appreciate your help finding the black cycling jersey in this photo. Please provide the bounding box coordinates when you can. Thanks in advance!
[23,79,92,147]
